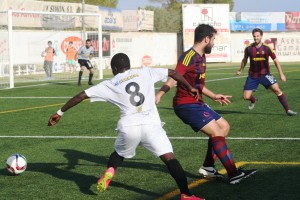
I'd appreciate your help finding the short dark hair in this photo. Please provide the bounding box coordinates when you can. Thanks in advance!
[194,24,217,43]
[48,41,52,44]
[252,28,263,36]
[86,39,92,42]
[111,53,130,75]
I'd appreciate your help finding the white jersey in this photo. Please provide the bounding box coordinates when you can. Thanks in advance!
[77,45,94,60]
[85,67,168,129]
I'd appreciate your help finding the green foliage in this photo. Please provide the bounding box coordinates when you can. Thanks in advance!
[148,7,183,33]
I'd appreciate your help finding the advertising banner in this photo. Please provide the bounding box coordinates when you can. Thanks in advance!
[122,9,154,31]
[122,10,138,31]
[230,12,285,31]
[5,31,177,68]
[99,7,123,31]
[0,0,100,29]
[110,32,177,68]
[231,32,300,62]
[137,8,154,31]
[182,4,231,62]
[285,12,300,30]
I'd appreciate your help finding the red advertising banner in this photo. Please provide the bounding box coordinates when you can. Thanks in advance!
[285,12,300,30]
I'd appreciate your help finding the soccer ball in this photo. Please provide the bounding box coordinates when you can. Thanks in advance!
[6,153,27,175]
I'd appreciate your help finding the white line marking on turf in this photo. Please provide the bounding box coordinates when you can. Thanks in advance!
[153,75,247,89]
[206,75,247,82]
[0,136,299,140]
[0,97,71,99]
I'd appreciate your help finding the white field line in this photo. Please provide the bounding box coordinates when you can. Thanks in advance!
[0,97,72,99]
[0,78,109,91]
[0,135,299,140]
[0,75,247,96]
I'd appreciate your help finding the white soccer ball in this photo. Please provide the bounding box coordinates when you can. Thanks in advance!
[6,153,27,175]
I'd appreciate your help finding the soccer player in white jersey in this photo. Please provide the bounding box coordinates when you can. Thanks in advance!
[76,39,95,86]
[48,53,205,200]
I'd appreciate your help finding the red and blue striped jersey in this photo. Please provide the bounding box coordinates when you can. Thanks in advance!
[244,43,276,78]
[173,48,206,106]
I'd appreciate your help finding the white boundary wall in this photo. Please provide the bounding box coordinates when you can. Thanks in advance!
[3,30,177,69]
[110,32,177,68]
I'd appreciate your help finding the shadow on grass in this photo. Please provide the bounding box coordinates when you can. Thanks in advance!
[48,82,76,86]
[0,149,199,198]
[186,166,300,200]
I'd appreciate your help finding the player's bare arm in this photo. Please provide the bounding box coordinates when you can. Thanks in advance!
[155,77,177,104]
[236,55,248,75]
[48,91,89,127]
[168,69,197,94]
[273,58,286,82]
[74,52,78,61]
[202,86,232,105]
[89,53,93,60]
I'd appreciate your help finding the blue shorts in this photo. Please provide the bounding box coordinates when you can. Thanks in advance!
[68,60,75,65]
[174,103,221,132]
[244,74,277,90]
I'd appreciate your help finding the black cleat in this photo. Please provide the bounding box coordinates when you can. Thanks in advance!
[229,168,257,184]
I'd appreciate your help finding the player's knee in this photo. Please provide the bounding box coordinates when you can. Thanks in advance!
[243,95,250,100]
[223,124,230,137]
[273,89,282,96]
[160,152,176,163]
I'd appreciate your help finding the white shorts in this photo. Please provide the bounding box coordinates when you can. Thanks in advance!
[115,124,173,158]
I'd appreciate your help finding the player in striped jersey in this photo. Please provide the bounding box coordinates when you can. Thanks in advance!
[156,24,256,184]
[236,28,297,116]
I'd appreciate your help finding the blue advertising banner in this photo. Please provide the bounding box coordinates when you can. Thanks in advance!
[230,12,285,31]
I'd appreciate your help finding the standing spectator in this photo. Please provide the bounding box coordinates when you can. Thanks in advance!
[42,41,55,80]
[66,41,77,73]
[76,39,94,86]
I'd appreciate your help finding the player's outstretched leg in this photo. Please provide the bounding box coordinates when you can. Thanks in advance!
[78,70,83,86]
[88,72,94,85]
[161,153,205,200]
[97,167,115,192]
[248,96,257,110]
[277,93,297,116]
[96,151,124,192]
[199,138,224,179]
[211,136,257,184]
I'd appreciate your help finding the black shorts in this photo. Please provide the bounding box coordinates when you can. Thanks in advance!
[78,59,93,69]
